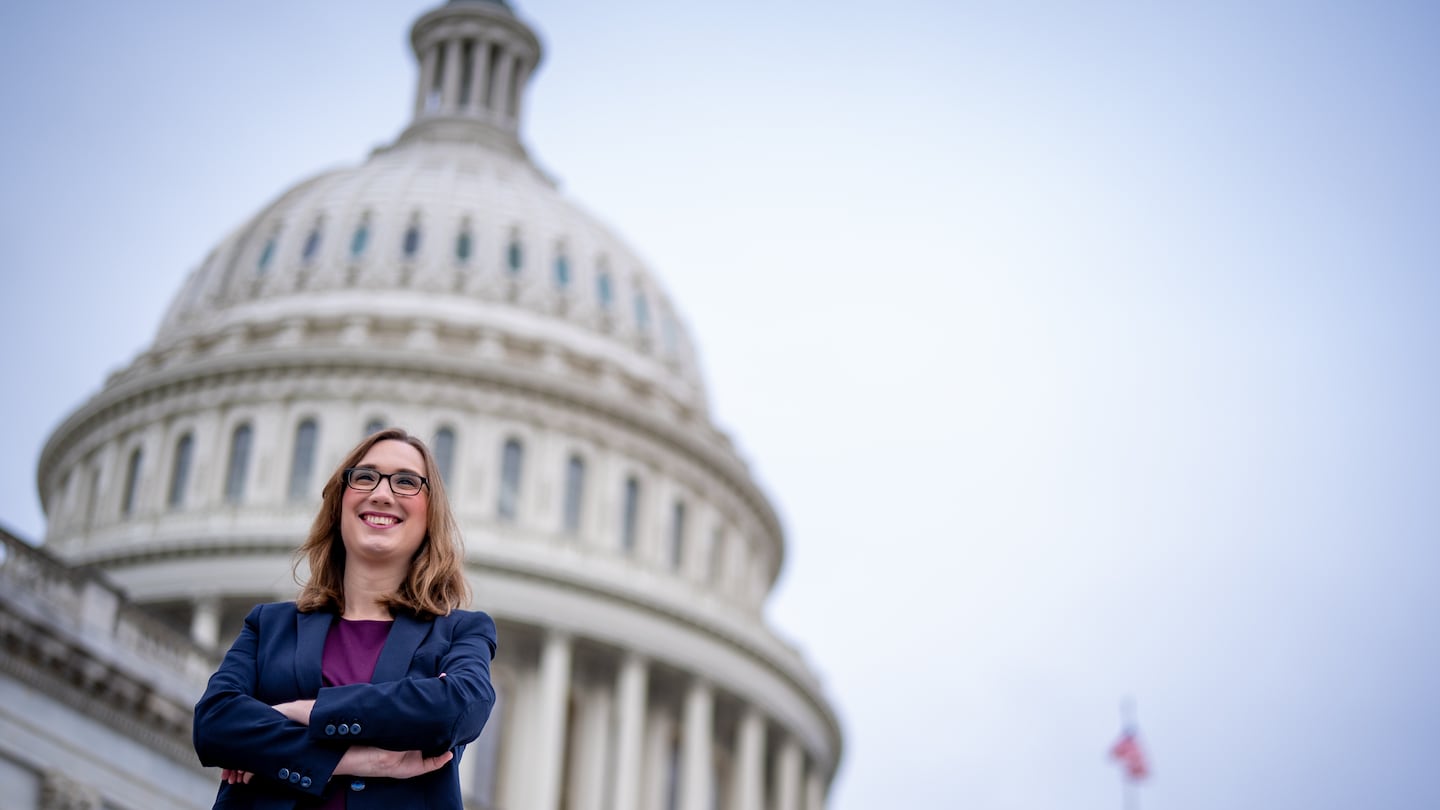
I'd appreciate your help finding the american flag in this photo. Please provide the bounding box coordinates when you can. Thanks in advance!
[1110,728,1150,781]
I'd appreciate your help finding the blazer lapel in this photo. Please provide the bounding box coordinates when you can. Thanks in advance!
[371,612,431,683]
[295,610,332,696]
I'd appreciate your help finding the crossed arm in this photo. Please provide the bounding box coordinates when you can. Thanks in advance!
[195,605,496,798]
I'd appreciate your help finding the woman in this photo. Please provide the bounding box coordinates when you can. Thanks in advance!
[194,427,496,809]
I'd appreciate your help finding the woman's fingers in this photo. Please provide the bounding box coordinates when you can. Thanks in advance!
[220,769,255,785]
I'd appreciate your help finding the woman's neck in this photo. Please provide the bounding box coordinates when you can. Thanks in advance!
[342,566,404,620]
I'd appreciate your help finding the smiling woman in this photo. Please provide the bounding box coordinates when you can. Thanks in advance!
[192,427,496,810]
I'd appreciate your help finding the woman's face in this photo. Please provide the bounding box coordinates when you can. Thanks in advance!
[339,439,431,568]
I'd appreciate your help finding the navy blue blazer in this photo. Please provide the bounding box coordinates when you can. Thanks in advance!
[193,601,497,810]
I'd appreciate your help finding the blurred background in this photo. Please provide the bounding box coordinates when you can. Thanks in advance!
[3,1,1440,809]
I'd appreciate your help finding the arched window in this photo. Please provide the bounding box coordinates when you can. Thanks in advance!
[633,290,650,333]
[506,231,523,274]
[553,245,570,288]
[350,217,370,258]
[562,455,585,535]
[669,500,686,570]
[497,438,523,521]
[169,433,194,508]
[621,476,640,553]
[403,220,422,258]
[433,427,456,484]
[596,260,613,310]
[257,235,278,274]
[289,419,318,501]
[455,223,473,264]
[301,223,323,263]
[364,419,386,437]
[225,424,253,504]
[121,448,143,517]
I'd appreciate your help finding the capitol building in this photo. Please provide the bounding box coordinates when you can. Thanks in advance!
[0,1,843,809]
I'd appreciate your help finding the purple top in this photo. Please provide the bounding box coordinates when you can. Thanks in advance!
[318,618,393,810]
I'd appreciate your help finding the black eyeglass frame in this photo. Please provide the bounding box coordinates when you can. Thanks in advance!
[343,467,430,497]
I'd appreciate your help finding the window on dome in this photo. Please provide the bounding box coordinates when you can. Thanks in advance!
[498,438,523,522]
[596,262,613,310]
[350,219,370,259]
[661,312,678,355]
[554,248,570,289]
[506,233,523,274]
[433,427,456,484]
[169,434,194,509]
[455,225,473,264]
[225,424,253,505]
[669,500,686,570]
[621,476,640,554]
[633,290,651,333]
[288,419,318,502]
[364,419,386,437]
[562,455,585,535]
[403,221,422,259]
[257,235,278,274]
[122,448,143,518]
[302,225,322,263]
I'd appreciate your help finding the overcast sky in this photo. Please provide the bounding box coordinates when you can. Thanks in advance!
[4,1,1440,808]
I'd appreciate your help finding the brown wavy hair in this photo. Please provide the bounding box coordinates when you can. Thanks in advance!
[294,427,470,618]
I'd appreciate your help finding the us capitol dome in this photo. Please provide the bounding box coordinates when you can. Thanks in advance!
[10,1,843,808]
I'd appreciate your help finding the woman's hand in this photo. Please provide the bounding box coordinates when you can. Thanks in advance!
[333,746,454,779]
[221,768,254,785]
[271,699,315,726]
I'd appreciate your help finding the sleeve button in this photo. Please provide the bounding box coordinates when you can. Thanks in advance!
[324,724,337,735]
[301,776,312,788]
[277,768,290,780]
[349,723,362,735]
[350,779,367,792]
[289,772,301,784]
[337,724,349,735]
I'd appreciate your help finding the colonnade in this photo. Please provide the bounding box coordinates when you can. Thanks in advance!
[472,630,830,810]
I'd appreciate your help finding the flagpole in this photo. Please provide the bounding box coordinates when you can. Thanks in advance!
[1121,697,1138,810]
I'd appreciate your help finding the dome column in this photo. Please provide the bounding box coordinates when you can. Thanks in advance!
[532,630,574,810]
[190,594,220,649]
[466,38,493,111]
[611,652,650,810]
[440,37,464,114]
[678,679,715,810]
[492,50,516,123]
[775,736,804,810]
[804,764,826,810]
[731,706,766,810]
[415,43,439,117]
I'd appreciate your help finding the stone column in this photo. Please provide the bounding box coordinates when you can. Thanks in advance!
[804,764,826,810]
[190,594,221,649]
[567,683,612,810]
[641,709,676,810]
[467,38,492,111]
[678,679,714,810]
[492,48,516,126]
[440,38,463,113]
[415,43,439,117]
[731,706,765,810]
[774,737,803,810]
[533,631,573,810]
[611,653,649,810]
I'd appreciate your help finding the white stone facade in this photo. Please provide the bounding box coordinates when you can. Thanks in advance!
[22,2,843,808]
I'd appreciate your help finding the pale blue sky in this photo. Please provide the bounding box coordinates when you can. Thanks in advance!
[3,2,1440,808]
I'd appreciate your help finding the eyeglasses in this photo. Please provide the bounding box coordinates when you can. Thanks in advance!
[344,468,429,497]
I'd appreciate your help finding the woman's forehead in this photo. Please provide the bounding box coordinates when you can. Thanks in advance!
[357,439,425,471]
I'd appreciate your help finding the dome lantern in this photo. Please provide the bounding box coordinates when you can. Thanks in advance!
[397,0,543,156]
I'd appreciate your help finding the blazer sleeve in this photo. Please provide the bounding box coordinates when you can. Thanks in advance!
[193,603,344,799]
[307,610,497,755]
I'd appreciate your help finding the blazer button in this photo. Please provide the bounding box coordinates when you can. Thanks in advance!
[300,776,312,789]
[277,768,290,780]
[349,723,362,735]
[350,779,366,792]
[337,724,349,735]
[289,772,301,785]
[324,724,337,735]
